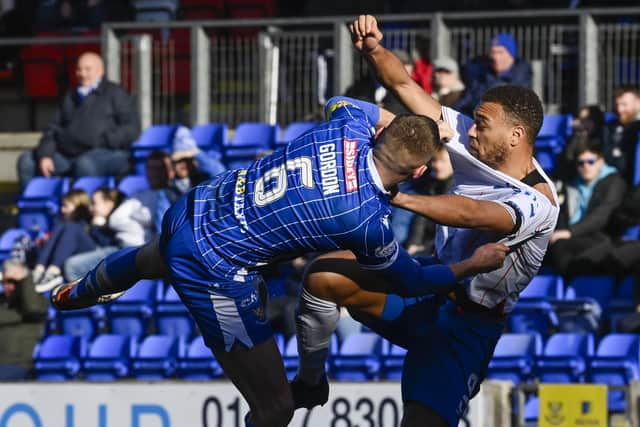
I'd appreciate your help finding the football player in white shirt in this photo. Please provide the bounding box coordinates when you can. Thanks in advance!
[292,14,560,427]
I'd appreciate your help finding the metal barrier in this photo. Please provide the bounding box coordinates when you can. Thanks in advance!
[0,8,639,130]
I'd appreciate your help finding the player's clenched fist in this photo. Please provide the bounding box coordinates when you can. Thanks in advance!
[470,242,509,273]
[349,14,383,53]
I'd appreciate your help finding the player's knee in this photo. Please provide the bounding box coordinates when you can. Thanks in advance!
[252,391,294,427]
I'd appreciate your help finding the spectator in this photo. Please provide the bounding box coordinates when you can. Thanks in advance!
[63,187,125,281]
[556,105,606,181]
[431,56,466,109]
[0,258,47,380]
[31,189,93,293]
[604,86,640,185]
[458,32,532,115]
[17,51,140,190]
[404,145,454,256]
[171,126,226,194]
[410,35,433,94]
[546,140,626,278]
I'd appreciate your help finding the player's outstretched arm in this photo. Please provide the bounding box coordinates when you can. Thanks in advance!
[381,243,508,297]
[350,14,442,121]
[392,192,517,234]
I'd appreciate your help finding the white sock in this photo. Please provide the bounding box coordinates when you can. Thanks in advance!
[295,288,339,385]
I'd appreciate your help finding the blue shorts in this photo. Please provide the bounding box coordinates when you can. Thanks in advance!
[159,192,273,352]
[362,298,505,427]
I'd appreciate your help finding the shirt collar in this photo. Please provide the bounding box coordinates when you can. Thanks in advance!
[367,150,389,195]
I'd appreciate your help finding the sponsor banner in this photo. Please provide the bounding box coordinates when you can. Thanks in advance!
[343,138,358,192]
[0,381,506,427]
[539,383,607,427]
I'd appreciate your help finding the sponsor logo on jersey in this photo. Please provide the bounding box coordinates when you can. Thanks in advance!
[318,143,340,196]
[343,138,358,192]
[233,170,249,233]
[374,240,398,258]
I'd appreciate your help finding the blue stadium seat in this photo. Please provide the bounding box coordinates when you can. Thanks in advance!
[331,332,382,381]
[131,124,177,174]
[131,335,179,380]
[380,339,407,380]
[117,175,150,197]
[523,396,539,424]
[33,335,86,381]
[536,333,594,383]
[621,225,640,241]
[224,122,277,167]
[71,176,115,195]
[191,123,228,152]
[156,286,196,339]
[83,334,135,381]
[520,275,564,300]
[0,228,31,261]
[589,334,640,412]
[55,306,106,339]
[535,150,557,174]
[635,132,640,186]
[176,336,224,380]
[277,121,317,146]
[108,279,158,338]
[536,114,571,148]
[604,111,617,124]
[487,333,542,384]
[555,275,616,333]
[610,276,636,331]
[17,177,69,235]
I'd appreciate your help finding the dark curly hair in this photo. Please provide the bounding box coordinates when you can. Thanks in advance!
[480,85,544,146]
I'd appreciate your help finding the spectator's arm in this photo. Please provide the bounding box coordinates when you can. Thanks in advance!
[19,277,47,321]
[570,175,627,237]
[35,107,66,160]
[102,86,141,150]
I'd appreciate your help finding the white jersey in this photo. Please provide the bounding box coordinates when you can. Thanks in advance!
[437,107,560,313]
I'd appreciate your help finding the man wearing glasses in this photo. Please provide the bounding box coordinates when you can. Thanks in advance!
[0,258,47,379]
[547,140,627,279]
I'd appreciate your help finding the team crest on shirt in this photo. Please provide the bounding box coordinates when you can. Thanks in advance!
[343,138,358,192]
[374,240,398,258]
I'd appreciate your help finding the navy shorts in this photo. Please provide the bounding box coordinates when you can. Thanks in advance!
[362,297,505,427]
[159,193,273,352]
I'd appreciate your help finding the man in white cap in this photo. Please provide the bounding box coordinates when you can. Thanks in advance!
[432,56,466,109]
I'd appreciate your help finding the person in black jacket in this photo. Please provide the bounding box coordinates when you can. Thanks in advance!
[604,86,640,186]
[546,139,627,278]
[17,52,140,190]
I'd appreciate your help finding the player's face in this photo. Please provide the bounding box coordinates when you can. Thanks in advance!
[468,102,510,169]
[615,92,640,125]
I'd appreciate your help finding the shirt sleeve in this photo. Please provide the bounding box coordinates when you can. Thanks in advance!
[499,188,555,245]
[325,96,380,128]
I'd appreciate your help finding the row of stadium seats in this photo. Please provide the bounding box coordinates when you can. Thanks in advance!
[487,332,639,412]
[32,331,403,382]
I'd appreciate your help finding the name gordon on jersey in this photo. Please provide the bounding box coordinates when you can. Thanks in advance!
[318,140,358,196]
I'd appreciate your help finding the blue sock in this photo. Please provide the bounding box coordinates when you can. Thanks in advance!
[380,294,407,321]
[71,246,141,298]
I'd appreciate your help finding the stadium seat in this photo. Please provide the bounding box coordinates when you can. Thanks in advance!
[621,225,640,241]
[536,114,571,149]
[108,279,158,338]
[17,177,69,235]
[33,335,86,381]
[634,134,640,186]
[331,332,382,381]
[55,306,106,339]
[224,122,277,167]
[176,336,224,380]
[380,339,407,380]
[131,335,180,380]
[191,123,228,152]
[156,286,196,339]
[589,334,640,412]
[131,125,177,174]
[83,334,135,381]
[180,0,225,19]
[487,333,542,384]
[536,333,594,383]
[609,276,636,331]
[71,176,115,195]
[20,44,63,98]
[0,228,31,261]
[535,149,557,174]
[117,175,150,197]
[519,275,564,300]
[555,275,616,333]
[277,121,317,146]
[604,111,617,124]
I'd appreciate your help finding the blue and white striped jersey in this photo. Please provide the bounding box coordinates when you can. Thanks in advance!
[188,98,399,292]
